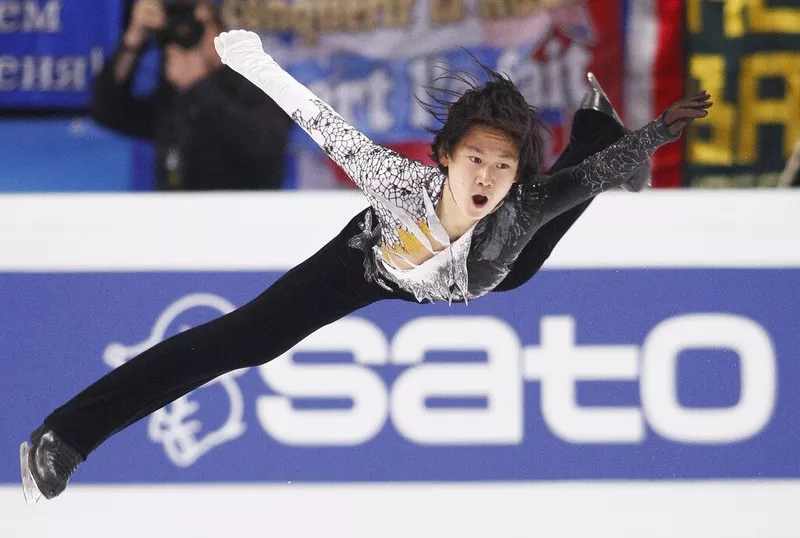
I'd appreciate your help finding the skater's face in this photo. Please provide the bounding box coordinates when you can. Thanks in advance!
[439,123,519,223]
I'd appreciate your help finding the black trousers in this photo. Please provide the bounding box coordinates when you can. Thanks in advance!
[44,109,626,458]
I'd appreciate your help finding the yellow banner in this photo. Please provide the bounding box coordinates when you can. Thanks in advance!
[685,0,800,187]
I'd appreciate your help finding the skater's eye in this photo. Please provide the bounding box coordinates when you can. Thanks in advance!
[469,156,482,164]
[496,163,510,170]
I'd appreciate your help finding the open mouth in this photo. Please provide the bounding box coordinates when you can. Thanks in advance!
[472,195,488,209]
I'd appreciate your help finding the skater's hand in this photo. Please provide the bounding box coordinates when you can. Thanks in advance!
[661,91,713,136]
[214,30,272,71]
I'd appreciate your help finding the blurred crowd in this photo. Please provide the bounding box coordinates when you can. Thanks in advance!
[2,0,799,190]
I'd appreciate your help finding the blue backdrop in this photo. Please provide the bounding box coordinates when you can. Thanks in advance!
[0,0,124,109]
[2,268,798,484]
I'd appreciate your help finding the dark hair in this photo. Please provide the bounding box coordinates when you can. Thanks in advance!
[419,60,545,184]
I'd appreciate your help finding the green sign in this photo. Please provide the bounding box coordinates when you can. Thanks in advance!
[686,0,800,187]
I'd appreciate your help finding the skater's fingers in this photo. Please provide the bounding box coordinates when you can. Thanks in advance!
[691,96,711,106]
[665,97,709,119]
[667,119,690,136]
[677,95,711,108]
[677,107,709,119]
[665,106,709,135]
[665,104,710,122]
[681,100,714,110]
[672,93,710,109]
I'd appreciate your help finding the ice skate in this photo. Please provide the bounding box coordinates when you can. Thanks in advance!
[19,426,82,503]
[20,441,42,504]
[581,72,651,192]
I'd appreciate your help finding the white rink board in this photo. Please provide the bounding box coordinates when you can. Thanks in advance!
[0,190,799,271]
[1,481,798,538]
[2,191,799,538]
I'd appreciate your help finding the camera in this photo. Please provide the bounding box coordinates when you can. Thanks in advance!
[157,0,205,49]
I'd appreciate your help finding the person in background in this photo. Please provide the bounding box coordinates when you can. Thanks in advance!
[91,0,293,190]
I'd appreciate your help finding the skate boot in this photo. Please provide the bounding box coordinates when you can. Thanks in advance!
[20,425,83,503]
[580,72,651,192]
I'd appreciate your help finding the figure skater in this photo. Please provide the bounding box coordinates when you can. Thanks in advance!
[21,30,712,502]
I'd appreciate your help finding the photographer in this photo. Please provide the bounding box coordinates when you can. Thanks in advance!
[91,0,292,190]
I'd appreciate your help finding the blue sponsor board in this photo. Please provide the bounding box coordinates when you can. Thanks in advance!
[2,269,799,483]
[0,0,123,108]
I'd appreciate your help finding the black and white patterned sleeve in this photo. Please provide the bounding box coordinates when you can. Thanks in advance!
[526,117,678,224]
[216,34,420,196]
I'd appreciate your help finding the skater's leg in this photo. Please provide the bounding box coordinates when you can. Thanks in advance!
[494,108,627,291]
[42,209,392,459]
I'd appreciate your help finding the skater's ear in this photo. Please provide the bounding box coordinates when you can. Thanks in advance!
[438,148,451,167]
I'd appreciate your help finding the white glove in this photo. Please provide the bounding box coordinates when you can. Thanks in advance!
[214,30,273,71]
[213,29,304,121]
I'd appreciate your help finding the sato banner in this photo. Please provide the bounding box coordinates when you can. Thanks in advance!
[0,191,798,485]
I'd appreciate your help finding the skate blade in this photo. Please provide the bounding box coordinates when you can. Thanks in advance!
[587,72,611,99]
[20,442,43,505]
[586,72,624,125]
[587,72,602,93]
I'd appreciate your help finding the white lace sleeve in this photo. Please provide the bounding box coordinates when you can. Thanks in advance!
[216,31,417,196]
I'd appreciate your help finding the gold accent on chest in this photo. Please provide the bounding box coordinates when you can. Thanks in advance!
[380,219,447,270]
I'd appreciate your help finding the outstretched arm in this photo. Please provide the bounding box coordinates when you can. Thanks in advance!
[531,92,713,223]
[214,30,416,195]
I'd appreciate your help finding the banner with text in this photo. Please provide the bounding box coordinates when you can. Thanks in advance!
[0,0,123,108]
[2,192,799,485]
[1,270,797,483]
[685,0,800,187]
[227,0,624,186]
